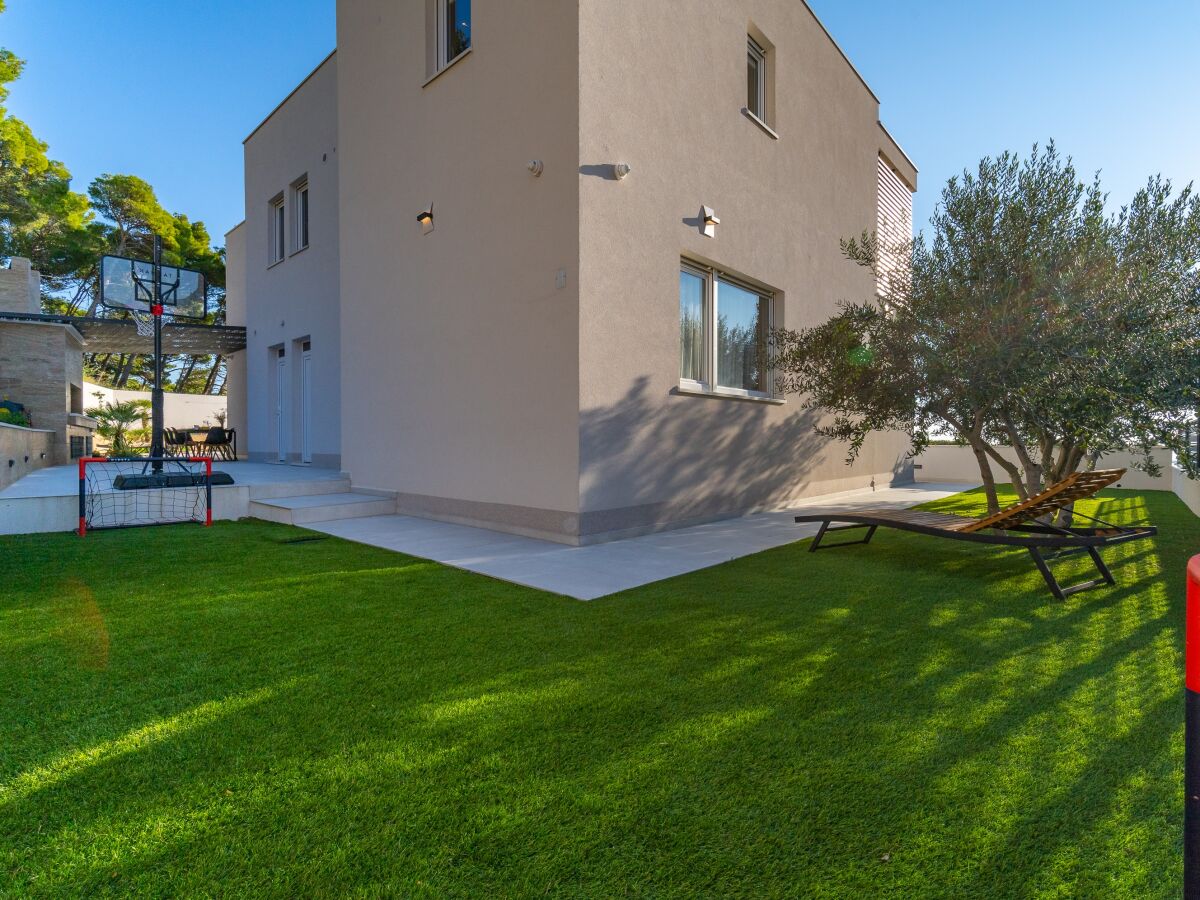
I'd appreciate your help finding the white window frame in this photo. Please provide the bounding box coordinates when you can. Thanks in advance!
[291,178,310,254]
[747,37,767,121]
[679,260,777,401]
[268,194,286,266]
[436,0,470,73]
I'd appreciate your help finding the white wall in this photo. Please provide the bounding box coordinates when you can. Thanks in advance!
[242,53,340,469]
[84,382,227,431]
[914,444,1176,492]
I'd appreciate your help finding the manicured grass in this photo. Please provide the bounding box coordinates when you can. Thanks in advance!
[0,486,1192,897]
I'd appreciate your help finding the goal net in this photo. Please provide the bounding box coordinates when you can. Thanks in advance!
[79,457,213,535]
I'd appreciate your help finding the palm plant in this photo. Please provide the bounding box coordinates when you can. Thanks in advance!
[85,399,151,457]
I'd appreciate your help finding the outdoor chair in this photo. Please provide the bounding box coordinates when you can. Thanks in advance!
[164,428,193,457]
[793,468,1156,600]
[200,427,235,461]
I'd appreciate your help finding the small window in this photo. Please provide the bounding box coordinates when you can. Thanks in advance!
[269,195,286,265]
[679,261,775,398]
[430,0,471,76]
[291,178,310,253]
[747,37,767,120]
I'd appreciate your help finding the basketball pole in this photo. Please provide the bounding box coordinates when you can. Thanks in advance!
[150,236,165,474]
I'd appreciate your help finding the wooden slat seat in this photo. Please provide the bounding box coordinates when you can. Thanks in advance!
[793,467,1156,601]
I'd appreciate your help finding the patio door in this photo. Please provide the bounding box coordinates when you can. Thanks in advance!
[275,349,286,462]
[300,342,312,464]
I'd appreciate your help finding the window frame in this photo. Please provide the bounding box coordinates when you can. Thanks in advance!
[747,36,767,121]
[268,194,286,266]
[678,260,778,402]
[434,0,471,75]
[291,178,310,254]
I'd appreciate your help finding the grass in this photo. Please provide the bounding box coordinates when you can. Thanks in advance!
[0,485,1192,897]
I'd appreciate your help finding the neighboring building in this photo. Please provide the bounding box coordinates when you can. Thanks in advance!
[0,258,95,464]
[226,0,918,544]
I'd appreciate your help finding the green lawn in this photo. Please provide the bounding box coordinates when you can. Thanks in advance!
[0,486,1192,897]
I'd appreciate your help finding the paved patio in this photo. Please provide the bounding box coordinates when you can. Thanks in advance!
[310,481,973,600]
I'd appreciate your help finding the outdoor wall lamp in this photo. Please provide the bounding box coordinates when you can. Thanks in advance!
[702,206,720,238]
[417,205,434,235]
[612,163,631,180]
[527,160,544,177]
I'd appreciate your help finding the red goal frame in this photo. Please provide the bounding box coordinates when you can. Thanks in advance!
[77,456,214,536]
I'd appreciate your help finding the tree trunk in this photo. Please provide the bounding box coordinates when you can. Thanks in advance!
[175,357,197,392]
[203,356,223,395]
[115,355,135,388]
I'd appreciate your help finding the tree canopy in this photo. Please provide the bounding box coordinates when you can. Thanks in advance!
[773,143,1200,514]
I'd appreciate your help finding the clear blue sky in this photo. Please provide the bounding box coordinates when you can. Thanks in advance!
[4,0,1197,246]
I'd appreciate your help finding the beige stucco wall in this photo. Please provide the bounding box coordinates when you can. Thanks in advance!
[0,258,40,315]
[243,53,341,468]
[336,0,582,532]
[223,221,248,455]
[575,1,916,538]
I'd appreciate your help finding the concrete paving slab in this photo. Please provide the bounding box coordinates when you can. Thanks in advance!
[309,482,975,600]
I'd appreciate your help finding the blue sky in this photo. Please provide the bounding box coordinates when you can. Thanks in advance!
[3,0,1197,245]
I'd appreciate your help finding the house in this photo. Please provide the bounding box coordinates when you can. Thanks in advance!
[224,0,918,545]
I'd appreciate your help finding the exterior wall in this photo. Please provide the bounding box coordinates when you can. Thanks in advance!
[915,444,1176,492]
[0,424,55,490]
[224,221,248,456]
[0,321,85,465]
[336,1,582,538]
[83,382,227,431]
[575,1,917,539]
[242,54,341,469]
[0,257,41,315]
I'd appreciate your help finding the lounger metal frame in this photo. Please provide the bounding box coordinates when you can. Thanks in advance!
[796,502,1156,601]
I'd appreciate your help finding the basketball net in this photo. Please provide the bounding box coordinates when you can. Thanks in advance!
[131,307,156,338]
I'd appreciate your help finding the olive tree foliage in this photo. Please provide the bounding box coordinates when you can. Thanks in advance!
[772,143,1200,515]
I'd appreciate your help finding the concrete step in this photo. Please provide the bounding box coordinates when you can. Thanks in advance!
[248,492,396,526]
[245,475,352,501]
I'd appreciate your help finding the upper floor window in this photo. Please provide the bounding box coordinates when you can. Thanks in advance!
[429,0,471,77]
[269,194,285,265]
[747,37,767,120]
[291,178,310,253]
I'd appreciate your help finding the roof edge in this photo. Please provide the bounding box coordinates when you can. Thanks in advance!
[799,0,879,104]
[224,220,246,238]
[878,120,919,179]
[243,48,337,145]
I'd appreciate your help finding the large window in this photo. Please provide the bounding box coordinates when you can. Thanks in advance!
[679,261,775,398]
[269,195,285,265]
[431,0,471,75]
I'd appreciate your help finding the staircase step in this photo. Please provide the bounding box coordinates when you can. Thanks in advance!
[246,476,352,501]
[248,492,395,525]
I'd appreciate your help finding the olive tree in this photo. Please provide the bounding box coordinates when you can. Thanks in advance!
[772,143,1200,515]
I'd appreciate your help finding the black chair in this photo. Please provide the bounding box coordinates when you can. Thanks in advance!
[201,427,233,461]
[164,428,192,457]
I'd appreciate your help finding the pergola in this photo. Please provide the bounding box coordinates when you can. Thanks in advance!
[0,311,247,355]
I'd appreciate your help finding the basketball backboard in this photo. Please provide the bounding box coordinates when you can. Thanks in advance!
[99,254,207,320]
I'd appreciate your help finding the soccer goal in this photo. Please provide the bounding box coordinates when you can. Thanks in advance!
[78,457,213,536]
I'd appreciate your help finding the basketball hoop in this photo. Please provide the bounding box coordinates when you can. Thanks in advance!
[131,307,156,338]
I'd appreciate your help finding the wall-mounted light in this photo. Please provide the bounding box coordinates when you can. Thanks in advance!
[527,160,544,177]
[417,204,435,235]
[702,206,720,238]
[612,163,631,181]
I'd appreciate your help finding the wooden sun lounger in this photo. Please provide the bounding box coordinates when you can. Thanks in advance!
[793,469,1157,600]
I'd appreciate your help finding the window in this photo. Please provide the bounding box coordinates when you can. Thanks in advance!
[430,0,471,76]
[269,195,285,265]
[679,261,775,398]
[747,37,767,120]
[291,178,310,253]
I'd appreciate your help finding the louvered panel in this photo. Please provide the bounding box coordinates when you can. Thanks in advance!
[876,156,913,295]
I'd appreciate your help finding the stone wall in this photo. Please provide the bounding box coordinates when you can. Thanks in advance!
[0,423,55,490]
[0,321,85,465]
[0,257,41,315]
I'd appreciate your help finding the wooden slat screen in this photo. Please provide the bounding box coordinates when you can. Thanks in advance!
[876,155,913,295]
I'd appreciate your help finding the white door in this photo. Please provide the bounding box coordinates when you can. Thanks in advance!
[300,346,312,464]
[275,352,286,462]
